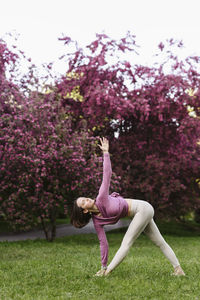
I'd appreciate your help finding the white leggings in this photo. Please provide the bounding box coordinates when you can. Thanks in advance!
[107,199,180,272]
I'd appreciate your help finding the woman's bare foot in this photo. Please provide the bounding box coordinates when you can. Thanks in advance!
[173,265,185,276]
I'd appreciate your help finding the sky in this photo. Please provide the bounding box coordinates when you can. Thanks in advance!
[0,0,200,75]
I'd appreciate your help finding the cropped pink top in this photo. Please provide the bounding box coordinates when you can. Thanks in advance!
[92,153,128,267]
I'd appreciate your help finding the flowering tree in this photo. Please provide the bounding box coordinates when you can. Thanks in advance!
[0,39,120,240]
[1,31,200,240]
[57,34,200,219]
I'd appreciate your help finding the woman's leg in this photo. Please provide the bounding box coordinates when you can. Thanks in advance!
[106,203,154,273]
[144,219,184,272]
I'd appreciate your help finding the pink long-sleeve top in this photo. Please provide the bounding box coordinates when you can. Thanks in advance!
[92,153,129,267]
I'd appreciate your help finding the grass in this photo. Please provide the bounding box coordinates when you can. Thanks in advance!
[0,222,200,300]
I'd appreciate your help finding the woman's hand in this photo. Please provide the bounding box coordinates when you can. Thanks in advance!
[98,137,109,153]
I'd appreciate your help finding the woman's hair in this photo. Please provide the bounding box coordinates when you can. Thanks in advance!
[70,198,92,228]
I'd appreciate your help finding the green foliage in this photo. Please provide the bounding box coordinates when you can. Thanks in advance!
[0,223,199,299]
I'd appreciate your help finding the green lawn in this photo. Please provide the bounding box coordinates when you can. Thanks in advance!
[0,222,200,300]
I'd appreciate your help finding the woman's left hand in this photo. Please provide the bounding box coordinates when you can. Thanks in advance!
[98,137,109,153]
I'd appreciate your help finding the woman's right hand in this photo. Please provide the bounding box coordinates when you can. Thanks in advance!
[98,137,109,153]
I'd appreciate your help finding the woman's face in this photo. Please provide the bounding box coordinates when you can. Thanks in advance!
[77,197,95,211]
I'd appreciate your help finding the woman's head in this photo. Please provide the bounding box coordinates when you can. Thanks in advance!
[76,197,95,212]
[70,197,93,228]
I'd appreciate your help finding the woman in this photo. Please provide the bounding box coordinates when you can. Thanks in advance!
[70,137,185,276]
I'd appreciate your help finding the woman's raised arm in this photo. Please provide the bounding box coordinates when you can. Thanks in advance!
[97,138,112,201]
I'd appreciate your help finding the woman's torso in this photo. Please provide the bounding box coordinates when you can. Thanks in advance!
[95,198,149,218]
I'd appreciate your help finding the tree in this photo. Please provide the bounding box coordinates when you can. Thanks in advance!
[0,39,120,240]
[56,34,200,219]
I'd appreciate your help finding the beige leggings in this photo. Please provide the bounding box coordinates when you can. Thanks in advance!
[107,199,180,272]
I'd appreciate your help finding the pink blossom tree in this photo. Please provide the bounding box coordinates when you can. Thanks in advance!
[1,32,200,240]
[57,33,200,219]
[0,39,120,240]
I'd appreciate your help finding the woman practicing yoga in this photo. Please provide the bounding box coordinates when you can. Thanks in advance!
[70,137,185,276]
